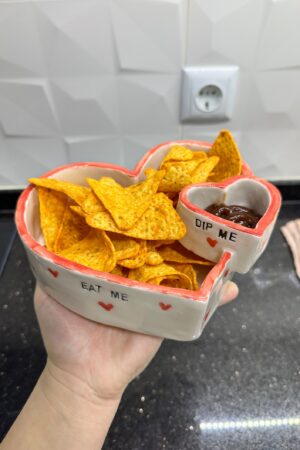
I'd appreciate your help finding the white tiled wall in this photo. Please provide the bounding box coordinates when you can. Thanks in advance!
[0,0,299,186]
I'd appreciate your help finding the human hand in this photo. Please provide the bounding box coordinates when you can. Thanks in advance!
[34,281,238,404]
[2,283,238,450]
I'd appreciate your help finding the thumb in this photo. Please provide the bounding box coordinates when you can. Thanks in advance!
[219,281,239,306]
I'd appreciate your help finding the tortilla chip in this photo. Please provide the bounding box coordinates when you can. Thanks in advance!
[148,275,192,288]
[166,159,201,173]
[87,170,164,230]
[166,192,177,200]
[159,158,210,193]
[82,190,106,215]
[145,251,164,266]
[70,205,86,218]
[191,156,220,183]
[128,262,192,290]
[192,151,208,160]
[155,240,176,248]
[143,167,157,179]
[59,229,116,272]
[161,145,194,165]
[29,178,90,205]
[160,162,194,192]
[54,206,90,253]
[147,240,175,252]
[168,262,198,290]
[148,275,182,286]
[145,276,164,285]
[86,193,186,240]
[108,232,140,261]
[208,129,242,181]
[37,187,68,251]
[172,193,179,209]
[111,265,128,277]
[118,240,147,269]
[157,164,192,193]
[159,277,192,289]
[158,242,213,265]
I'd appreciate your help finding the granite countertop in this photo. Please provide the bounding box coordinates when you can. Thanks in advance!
[1,199,300,449]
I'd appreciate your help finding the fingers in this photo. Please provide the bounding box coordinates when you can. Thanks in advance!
[219,281,239,306]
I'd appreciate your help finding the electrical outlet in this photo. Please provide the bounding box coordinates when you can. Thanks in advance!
[180,66,239,123]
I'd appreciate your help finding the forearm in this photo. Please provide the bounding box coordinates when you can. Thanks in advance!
[1,362,120,450]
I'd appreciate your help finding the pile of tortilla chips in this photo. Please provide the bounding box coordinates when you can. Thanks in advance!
[29,130,242,291]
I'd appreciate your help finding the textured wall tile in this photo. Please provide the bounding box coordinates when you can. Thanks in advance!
[0,2,45,77]
[186,0,214,64]
[255,71,300,128]
[240,130,300,178]
[110,0,185,72]
[0,137,68,184]
[211,0,266,69]
[118,74,181,134]
[66,136,124,165]
[34,0,115,76]
[187,0,266,68]
[257,0,300,70]
[0,146,20,186]
[50,77,119,135]
[229,72,294,131]
[0,81,58,136]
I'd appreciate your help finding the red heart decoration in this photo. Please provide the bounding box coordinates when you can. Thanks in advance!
[48,268,58,278]
[159,302,172,311]
[98,301,114,311]
[207,237,218,248]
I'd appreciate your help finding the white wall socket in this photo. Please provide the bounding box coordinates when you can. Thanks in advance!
[180,66,239,123]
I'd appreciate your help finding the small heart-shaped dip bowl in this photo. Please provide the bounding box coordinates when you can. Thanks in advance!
[15,140,278,341]
[178,176,281,273]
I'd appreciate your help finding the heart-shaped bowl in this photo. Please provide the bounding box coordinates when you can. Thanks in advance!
[16,140,262,341]
[178,176,281,273]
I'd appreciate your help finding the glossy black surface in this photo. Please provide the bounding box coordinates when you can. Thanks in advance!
[1,199,300,449]
[0,213,16,277]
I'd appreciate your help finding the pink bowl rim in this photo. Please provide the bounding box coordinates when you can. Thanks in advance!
[15,139,250,302]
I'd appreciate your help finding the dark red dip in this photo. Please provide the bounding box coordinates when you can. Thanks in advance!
[205,203,262,229]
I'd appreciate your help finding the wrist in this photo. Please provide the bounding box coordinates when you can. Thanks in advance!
[40,360,121,427]
[2,361,121,450]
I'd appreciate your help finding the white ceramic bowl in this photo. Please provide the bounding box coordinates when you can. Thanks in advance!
[15,140,281,341]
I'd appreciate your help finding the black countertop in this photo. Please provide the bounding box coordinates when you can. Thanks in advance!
[1,189,300,449]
